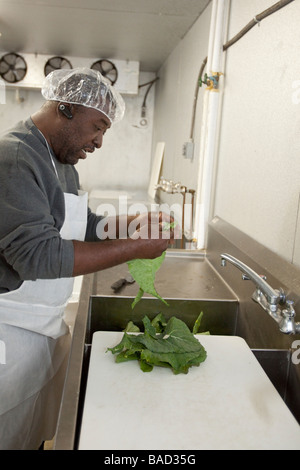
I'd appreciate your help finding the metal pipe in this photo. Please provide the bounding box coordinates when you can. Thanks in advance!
[181,189,186,249]
[194,0,230,249]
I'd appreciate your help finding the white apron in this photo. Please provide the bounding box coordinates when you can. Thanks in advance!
[0,189,88,450]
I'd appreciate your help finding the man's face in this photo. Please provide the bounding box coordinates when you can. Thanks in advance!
[53,106,111,165]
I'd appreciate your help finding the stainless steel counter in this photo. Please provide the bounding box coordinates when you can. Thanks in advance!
[91,250,236,301]
[207,217,300,350]
[53,249,237,450]
[53,218,300,450]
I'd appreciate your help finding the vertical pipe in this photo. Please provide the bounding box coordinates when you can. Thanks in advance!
[194,0,230,249]
[181,190,186,249]
[212,0,227,71]
[206,0,218,72]
[193,0,218,248]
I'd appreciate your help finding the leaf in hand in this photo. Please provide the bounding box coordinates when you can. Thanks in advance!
[127,252,168,308]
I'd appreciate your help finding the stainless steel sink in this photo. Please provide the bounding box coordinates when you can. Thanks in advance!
[252,349,300,424]
[85,295,239,343]
[63,295,237,448]
[85,297,300,425]
[54,290,299,449]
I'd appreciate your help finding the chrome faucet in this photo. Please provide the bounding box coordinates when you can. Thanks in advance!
[155,177,186,194]
[220,253,300,335]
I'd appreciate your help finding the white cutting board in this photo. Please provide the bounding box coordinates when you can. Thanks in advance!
[78,332,300,450]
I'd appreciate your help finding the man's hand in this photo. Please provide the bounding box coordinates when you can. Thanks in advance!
[128,211,178,240]
[72,211,179,277]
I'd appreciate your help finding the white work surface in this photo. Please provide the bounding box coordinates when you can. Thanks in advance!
[78,332,300,450]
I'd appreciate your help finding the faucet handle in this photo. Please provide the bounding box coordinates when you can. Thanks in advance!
[242,274,266,281]
[284,299,295,315]
[276,287,287,305]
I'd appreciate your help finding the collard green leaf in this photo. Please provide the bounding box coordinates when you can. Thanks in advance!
[140,349,206,375]
[142,315,158,338]
[151,312,167,333]
[127,252,169,308]
[127,222,177,309]
[139,359,153,372]
[106,332,141,355]
[192,311,210,335]
[131,287,144,309]
[162,221,177,231]
[124,321,140,333]
[115,351,140,363]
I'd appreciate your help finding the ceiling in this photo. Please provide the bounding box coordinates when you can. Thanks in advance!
[0,0,211,72]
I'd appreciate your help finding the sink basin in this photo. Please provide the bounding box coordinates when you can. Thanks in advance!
[55,292,300,449]
[71,295,238,448]
[78,334,300,450]
[86,295,239,343]
[85,296,300,425]
[252,349,300,424]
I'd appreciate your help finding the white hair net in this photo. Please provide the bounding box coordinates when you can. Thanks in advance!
[41,67,125,123]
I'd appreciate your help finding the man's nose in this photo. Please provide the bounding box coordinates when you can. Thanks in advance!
[93,134,103,149]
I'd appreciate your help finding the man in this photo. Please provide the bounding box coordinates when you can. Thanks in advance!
[0,68,173,449]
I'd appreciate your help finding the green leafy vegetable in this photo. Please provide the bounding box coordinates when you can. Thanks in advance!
[123,321,140,332]
[150,312,167,333]
[127,221,177,309]
[127,252,168,309]
[162,221,177,231]
[107,313,207,375]
[192,311,210,335]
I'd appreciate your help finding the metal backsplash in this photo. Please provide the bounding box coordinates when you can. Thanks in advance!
[206,217,300,350]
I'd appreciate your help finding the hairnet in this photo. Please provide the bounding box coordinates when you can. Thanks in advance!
[41,67,125,123]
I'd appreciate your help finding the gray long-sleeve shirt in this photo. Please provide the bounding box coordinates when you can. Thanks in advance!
[0,118,103,293]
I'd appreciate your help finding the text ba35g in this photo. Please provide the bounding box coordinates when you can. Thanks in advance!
[148,454,196,465]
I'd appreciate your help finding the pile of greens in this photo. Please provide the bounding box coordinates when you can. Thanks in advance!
[107,313,208,375]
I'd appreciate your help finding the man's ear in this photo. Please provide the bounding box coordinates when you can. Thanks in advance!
[58,103,73,119]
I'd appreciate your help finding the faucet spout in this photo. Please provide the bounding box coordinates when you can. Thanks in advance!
[220,253,300,335]
[220,253,284,305]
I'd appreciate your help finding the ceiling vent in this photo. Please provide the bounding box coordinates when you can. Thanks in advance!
[90,59,118,86]
[44,56,72,76]
[0,53,139,94]
[0,52,27,83]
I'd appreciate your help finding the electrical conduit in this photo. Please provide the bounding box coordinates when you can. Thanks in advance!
[194,0,230,249]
